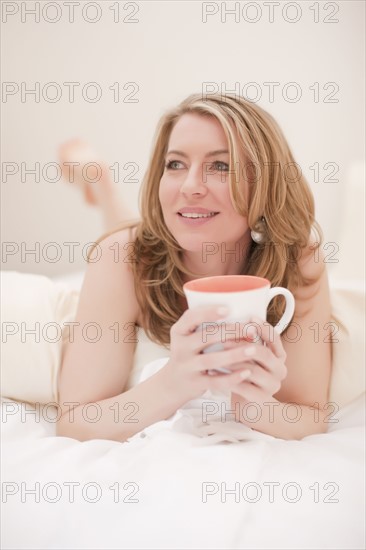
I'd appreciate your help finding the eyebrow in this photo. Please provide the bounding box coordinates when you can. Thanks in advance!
[165,149,229,158]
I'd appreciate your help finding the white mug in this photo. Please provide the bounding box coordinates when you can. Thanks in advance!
[183,275,295,372]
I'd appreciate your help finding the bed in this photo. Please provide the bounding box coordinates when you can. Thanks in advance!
[1,263,365,549]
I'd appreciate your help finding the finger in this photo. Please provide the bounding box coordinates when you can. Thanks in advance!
[195,326,280,376]
[212,358,257,372]
[240,344,278,374]
[173,305,231,337]
[185,317,272,353]
[241,364,281,395]
[248,317,286,360]
[197,343,269,373]
[193,320,255,353]
[231,382,269,403]
[240,345,288,382]
[207,368,251,393]
[202,326,259,348]
[196,319,272,352]
[215,343,285,384]
[222,339,253,350]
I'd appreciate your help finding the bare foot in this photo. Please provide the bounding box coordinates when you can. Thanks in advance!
[58,139,116,206]
[58,139,136,230]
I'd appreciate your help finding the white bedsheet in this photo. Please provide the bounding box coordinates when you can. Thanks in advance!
[2,269,365,549]
[1,381,365,550]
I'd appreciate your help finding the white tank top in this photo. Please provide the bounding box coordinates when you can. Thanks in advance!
[124,326,171,390]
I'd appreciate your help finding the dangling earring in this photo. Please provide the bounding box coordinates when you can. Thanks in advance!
[251,216,267,244]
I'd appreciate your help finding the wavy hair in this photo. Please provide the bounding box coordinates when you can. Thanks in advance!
[88,93,323,348]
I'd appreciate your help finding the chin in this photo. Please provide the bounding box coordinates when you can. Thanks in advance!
[173,231,231,264]
[172,233,207,253]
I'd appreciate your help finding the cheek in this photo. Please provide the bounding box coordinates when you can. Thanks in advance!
[159,176,177,204]
[158,180,164,205]
[158,179,175,223]
[158,178,168,205]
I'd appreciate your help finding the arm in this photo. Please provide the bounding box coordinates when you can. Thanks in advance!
[231,245,333,440]
[56,229,189,442]
[57,366,192,443]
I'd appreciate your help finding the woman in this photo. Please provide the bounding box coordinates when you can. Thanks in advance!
[56,93,332,442]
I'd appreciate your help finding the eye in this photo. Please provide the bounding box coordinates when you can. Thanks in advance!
[164,159,229,172]
[165,160,184,170]
[207,161,229,172]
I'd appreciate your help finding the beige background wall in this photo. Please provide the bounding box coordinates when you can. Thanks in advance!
[1,1,365,279]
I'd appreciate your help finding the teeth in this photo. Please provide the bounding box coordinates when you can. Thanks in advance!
[180,212,216,218]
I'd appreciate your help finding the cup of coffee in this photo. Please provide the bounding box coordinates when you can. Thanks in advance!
[183,275,295,373]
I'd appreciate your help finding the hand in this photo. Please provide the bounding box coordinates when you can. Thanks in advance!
[224,316,288,404]
[162,306,257,402]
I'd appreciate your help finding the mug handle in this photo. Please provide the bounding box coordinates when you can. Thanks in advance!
[266,287,295,334]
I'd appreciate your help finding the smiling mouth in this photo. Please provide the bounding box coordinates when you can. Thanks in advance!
[178,212,219,219]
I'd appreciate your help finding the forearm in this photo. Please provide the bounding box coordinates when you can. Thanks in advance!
[231,394,329,440]
[56,366,189,442]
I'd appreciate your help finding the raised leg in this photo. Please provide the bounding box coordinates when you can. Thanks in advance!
[59,139,137,231]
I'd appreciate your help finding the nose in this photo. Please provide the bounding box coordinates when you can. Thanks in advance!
[180,164,208,196]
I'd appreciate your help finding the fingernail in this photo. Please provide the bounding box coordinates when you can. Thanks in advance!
[240,370,251,379]
[247,327,256,339]
[244,346,256,356]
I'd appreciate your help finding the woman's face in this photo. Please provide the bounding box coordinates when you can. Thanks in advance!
[159,113,250,253]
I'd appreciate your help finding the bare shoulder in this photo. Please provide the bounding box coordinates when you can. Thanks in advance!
[296,235,326,284]
[292,235,330,314]
[97,226,138,265]
[94,226,141,316]
[300,233,324,268]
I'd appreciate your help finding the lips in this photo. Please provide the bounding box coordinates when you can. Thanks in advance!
[178,212,219,219]
[177,206,219,219]
[176,206,220,226]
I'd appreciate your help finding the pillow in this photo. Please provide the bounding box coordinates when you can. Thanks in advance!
[1,271,79,405]
[1,270,364,408]
[328,277,365,407]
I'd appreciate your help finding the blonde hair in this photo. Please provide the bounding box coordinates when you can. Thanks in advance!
[88,93,323,347]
